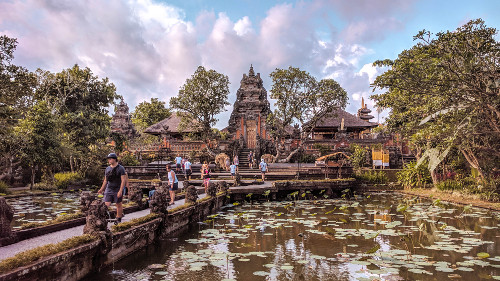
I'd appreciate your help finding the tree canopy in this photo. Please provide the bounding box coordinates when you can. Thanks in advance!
[371,19,500,179]
[170,66,230,139]
[268,66,348,161]
[131,97,171,130]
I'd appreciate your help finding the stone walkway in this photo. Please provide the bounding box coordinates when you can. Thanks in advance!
[0,194,206,262]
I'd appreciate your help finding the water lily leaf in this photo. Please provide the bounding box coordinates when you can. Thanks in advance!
[253,271,270,276]
[366,244,381,254]
[477,252,490,259]
[281,265,294,270]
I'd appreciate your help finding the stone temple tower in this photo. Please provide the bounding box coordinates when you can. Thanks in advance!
[110,99,137,139]
[227,65,272,149]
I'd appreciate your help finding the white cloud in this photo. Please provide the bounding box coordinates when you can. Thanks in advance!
[0,0,413,127]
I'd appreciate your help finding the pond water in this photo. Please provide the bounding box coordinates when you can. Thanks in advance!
[7,192,81,228]
[86,192,500,281]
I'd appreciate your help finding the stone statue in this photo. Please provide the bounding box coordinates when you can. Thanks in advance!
[80,191,95,214]
[216,181,229,194]
[0,197,14,239]
[233,173,242,187]
[149,186,169,216]
[185,185,198,205]
[207,181,217,198]
[83,200,109,235]
[129,185,144,208]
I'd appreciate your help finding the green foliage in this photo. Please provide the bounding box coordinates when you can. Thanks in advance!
[350,144,368,169]
[267,66,348,160]
[372,19,500,179]
[32,182,57,191]
[313,144,331,156]
[170,66,230,139]
[397,161,432,188]
[131,97,171,130]
[53,172,82,189]
[110,132,127,153]
[111,213,160,232]
[435,177,500,202]
[354,170,389,184]
[0,181,10,195]
[0,234,97,273]
[120,151,140,166]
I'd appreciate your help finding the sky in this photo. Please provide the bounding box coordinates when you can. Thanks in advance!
[1,0,499,128]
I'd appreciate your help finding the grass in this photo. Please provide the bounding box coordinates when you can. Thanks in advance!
[197,195,212,203]
[274,178,355,183]
[19,212,84,230]
[168,203,193,214]
[0,181,11,195]
[0,234,97,273]
[111,213,160,232]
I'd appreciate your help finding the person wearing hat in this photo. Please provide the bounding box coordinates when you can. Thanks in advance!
[98,153,127,223]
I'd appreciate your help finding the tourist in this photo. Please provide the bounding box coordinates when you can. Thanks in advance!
[230,162,237,180]
[98,153,126,223]
[259,158,268,182]
[184,158,192,181]
[166,165,178,205]
[201,161,210,193]
[248,151,254,169]
[233,155,239,172]
[175,155,183,172]
[225,157,230,171]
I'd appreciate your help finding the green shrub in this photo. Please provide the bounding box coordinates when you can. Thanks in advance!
[350,144,368,169]
[397,161,432,188]
[0,181,11,195]
[354,170,388,184]
[0,234,97,273]
[120,152,140,166]
[32,182,57,191]
[54,172,82,189]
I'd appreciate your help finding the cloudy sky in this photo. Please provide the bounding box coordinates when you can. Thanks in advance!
[1,0,499,128]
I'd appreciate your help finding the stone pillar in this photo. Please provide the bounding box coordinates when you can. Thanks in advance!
[0,197,14,240]
[207,181,217,198]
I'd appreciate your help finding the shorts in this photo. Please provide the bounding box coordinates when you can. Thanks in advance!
[176,164,181,169]
[203,178,210,186]
[231,172,235,176]
[104,191,123,203]
[261,171,266,174]
[186,169,192,176]
[169,182,178,191]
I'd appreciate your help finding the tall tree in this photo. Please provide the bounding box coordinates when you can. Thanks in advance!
[16,101,60,189]
[0,35,37,182]
[35,65,120,174]
[170,66,230,139]
[131,97,171,130]
[268,66,348,162]
[372,19,500,180]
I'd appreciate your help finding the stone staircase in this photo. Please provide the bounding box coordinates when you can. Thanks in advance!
[238,149,256,172]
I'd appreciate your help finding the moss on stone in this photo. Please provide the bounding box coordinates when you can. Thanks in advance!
[168,203,193,214]
[111,213,160,233]
[196,195,212,203]
[0,234,97,273]
[19,212,84,230]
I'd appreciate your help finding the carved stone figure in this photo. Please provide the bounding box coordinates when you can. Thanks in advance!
[83,200,109,235]
[149,186,169,216]
[80,191,95,214]
[207,181,217,198]
[0,197,14,239]
[216,181,229,194]
[185,185,198,205]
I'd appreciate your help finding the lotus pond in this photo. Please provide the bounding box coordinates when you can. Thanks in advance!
[7,193,81,228]
[87,192,500,280]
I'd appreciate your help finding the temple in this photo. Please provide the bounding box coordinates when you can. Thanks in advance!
[227,65,273,148]
[110,99,137,139]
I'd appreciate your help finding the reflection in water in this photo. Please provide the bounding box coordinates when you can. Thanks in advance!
[85,193,500,281]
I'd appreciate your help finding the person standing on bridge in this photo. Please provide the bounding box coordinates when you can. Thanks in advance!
[201,161,211,194]
[98,153,126,223]
[259,158,268,182]
[184,158,192,180]
[233,155,239,172]
[248,151,254,169]
[175,155,183,172]
[230,162,237,180]
[166,165,178,205]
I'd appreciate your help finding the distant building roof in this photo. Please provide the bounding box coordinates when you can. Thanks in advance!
[312,107,378,129]
[143,112,198,135]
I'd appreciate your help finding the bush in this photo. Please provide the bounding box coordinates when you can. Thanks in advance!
[354,170,389,184]
[32,182,57,191]
[313,144,331,156]
[54,172,83,189]
[397,161,432,188]
[120,152,140,166]
[350,144,368,169]
[435,177,500,202]
[0,181,11,195]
